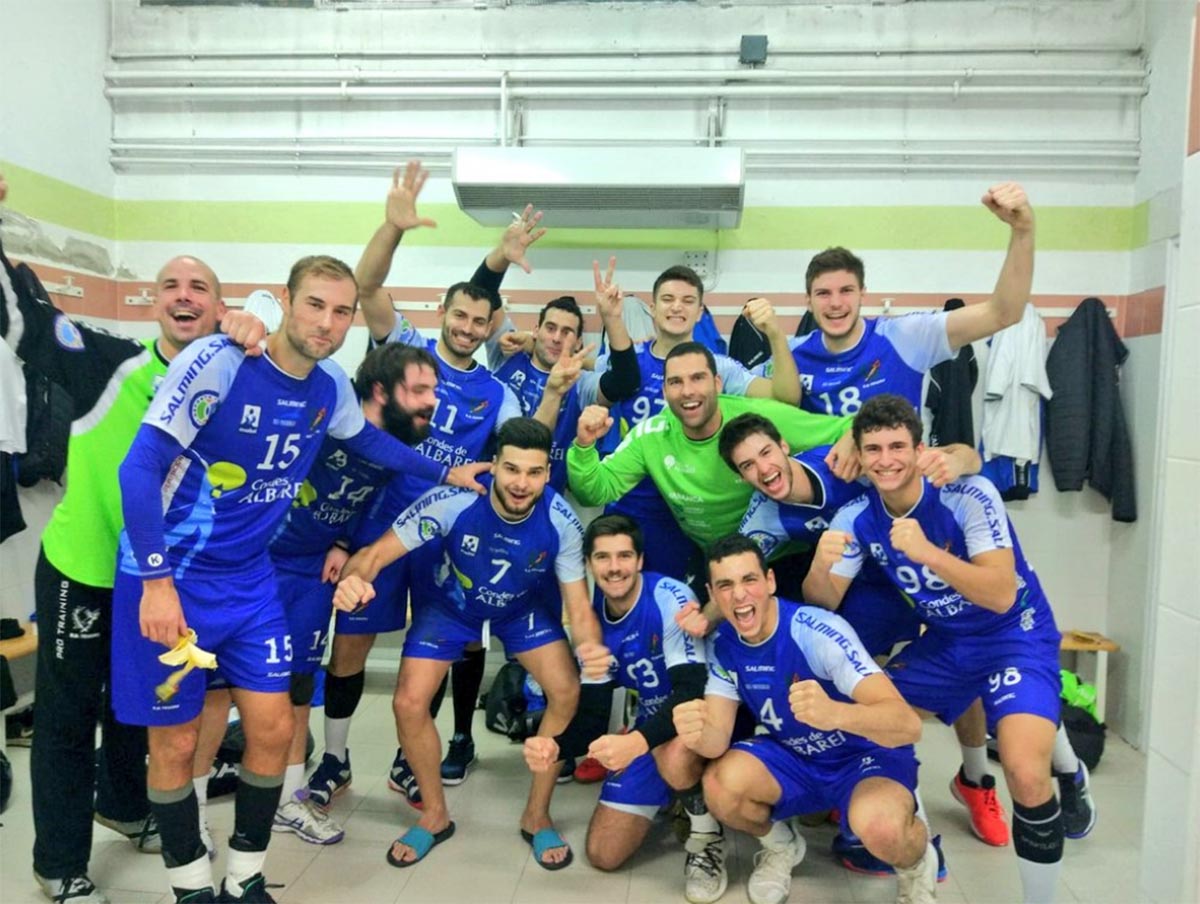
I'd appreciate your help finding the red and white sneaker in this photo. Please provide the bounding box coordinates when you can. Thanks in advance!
[950,769,1010,846]
[573,756,607,784]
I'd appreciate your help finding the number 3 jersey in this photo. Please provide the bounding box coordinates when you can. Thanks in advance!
[594,571,705,724]
[706,598,898,761]
[828,475,1059,642]
[392,476,585,622]
[758,313,953,415]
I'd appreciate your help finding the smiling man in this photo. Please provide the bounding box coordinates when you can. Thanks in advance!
[523,515,724,903]
[110,255,458,904]
[803,394,1072,904]
[333,418,605,873]
[673,534,936,904]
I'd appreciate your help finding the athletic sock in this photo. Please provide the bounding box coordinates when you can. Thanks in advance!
[193,775,210,832]
[1013,797,1064,904]
[678,783,720,835]
[167,854,214,896]
[280,763,304,801]
[913,787,930,828]
[230,769,284,854]
[225,847,268,897]
[149,784,206,868]
[959,744,990,785]
[430,672,449,719]
[1051,723,1081,775]
[451,648,486,739]
[762,818,795,850]
[323,669,365,760]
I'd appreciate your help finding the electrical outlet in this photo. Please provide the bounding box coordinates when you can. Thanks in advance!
[684,251,711,279]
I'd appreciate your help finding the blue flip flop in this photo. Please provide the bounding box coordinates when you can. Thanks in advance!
[521,827,574,871]
[386,821,456,868]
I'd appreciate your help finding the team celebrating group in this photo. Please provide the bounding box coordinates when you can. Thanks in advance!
[0,163,1095,904]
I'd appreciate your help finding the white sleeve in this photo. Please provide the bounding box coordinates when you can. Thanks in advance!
[791,607,881,699]
[740,493,789,560]
[828,497,868,581]
[392,486,474,550]
[715,354,755,396]
[875,311,954,372]
[550,495,587,583]
[939,478,1014,558]
[382,311,426,348]
[242,289,283,334]
[145,337,242,447]
[575,370,601,407]
[652,577,706,668]
[498,384,523,426]
[321,360,368,440]
[703,640,741,701]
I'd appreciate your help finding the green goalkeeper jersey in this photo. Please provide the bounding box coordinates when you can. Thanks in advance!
[567,395,851,548]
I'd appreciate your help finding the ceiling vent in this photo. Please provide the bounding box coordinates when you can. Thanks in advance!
[452,147,744,229]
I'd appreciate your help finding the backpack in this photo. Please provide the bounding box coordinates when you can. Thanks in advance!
[1060,669,1105,770]
[483,661,545,741]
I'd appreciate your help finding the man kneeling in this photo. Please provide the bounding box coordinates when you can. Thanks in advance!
[673,534,937,904]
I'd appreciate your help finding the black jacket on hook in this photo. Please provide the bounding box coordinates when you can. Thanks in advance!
[1044,297,1136,522]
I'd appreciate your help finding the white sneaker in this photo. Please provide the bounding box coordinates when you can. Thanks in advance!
[93,813,162,854]
[895,841,938,904]
[34,871,110,903]
[748,822,807,904]
[684,831,728,904]
[272,792,345,845]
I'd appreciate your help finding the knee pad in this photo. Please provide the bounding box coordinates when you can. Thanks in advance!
[289,672,316,707]
[1012,797,1063,864]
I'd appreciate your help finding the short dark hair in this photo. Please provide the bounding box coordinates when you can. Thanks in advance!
[583,514,644,558]
[805,247,865,296]
[538,296,584,336]
[444,281,501,313]
[852,393,923,447]
[653,265,705,303]
[706,533,767,580]
[286,255,358,302]
[496,416,553,457]
[718,412,783,473]
[353,343,441,401]
[664,340,717,377]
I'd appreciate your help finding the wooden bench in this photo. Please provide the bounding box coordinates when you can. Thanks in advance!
[0,622,37,752]
[1061,630,1120,723]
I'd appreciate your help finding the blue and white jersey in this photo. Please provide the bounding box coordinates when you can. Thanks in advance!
[706,598,886,761]
[829,475,1058,640]
[381,312,522,472]
[599,341,755,517]
[120,336,367,578]
[595,571,705,723]
[758,314,952,416]
[392,476,585,621]
[269,435,394,574]
[739,446,868,559]
[493,350,602,492]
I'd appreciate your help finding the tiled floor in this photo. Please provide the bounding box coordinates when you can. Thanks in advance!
[1,678,1147,904]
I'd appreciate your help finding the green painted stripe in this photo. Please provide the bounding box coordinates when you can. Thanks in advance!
[3,159,1149,252]
[1,161,114,239]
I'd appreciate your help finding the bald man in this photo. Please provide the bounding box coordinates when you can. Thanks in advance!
[1,193,264,903]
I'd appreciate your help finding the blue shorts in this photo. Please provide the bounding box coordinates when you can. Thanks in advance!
[111,566,292,727]
[275,563,334,673]
[885,627,1062,730]
[837,580,923,658]
[598,750,673,820]
[402,597,567,661]
[732,736,918,832]
[334,554,412,635]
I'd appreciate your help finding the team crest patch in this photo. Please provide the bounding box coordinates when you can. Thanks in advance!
[418,516,439,542]
[460,534,479,555]
[53,314,85,351]
[190,391,220,428]
[309,406,328,432]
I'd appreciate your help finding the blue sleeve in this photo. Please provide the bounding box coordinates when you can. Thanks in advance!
[119,424,186,578]
[341,421,448,486]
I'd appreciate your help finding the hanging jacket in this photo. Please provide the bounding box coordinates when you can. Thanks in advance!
[1044,297,1136,522]
[925,298,978,447]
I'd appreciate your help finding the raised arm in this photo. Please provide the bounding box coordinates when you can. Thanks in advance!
[356,162,438,342]
[801,530,855,610]
[672,693,740,760]
[890,519,1017,613]
[945,182,1035,350]
[591,257,640,406]
[565,405,649,506]
[742,297,801,405]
